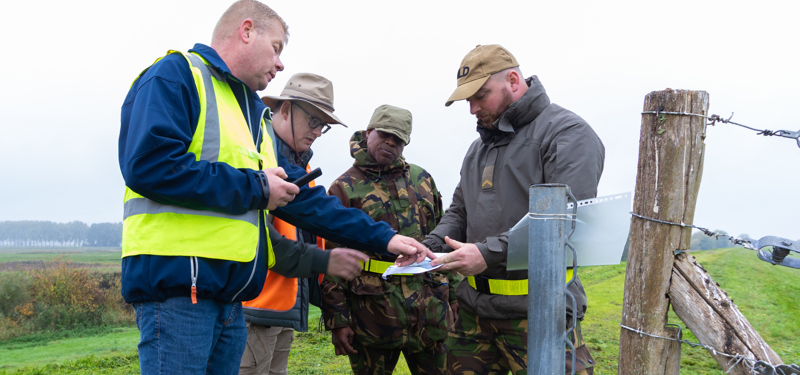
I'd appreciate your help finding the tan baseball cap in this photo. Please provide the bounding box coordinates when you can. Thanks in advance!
[445,44,519,107]
[367,104,412,145]
[262,73,347,127]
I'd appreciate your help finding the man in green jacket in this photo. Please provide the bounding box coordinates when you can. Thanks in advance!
[321,105,460,375]
[428,45,605,375]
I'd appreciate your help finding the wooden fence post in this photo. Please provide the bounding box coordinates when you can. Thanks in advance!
[618,89,784,374]
[618,89,708,374]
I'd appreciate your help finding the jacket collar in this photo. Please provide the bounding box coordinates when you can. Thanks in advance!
[189,43,273,142]
[189,44,236,80]
[477,76,551,144]
[349,131,408,178]
[276,135,313,168]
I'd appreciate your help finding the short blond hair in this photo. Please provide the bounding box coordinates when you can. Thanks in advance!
[212,0,289,44]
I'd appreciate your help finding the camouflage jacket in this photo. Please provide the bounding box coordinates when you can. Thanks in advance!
[321,131,460,349]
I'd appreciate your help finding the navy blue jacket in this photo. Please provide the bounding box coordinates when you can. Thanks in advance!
[119,44,395,304]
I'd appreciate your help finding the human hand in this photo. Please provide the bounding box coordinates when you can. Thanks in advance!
[326,249,369,280]
[388,235,436,267]
[332,326,358,355]
[428,236,488,276]
[263,167,299,210]
[451,302,460,318]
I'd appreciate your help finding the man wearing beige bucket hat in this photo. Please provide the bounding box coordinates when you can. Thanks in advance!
[240,73,356,375]
[426,44,605,374]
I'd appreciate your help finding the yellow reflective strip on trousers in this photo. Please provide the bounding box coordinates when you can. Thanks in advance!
[467,268,574,296]
[363,259,412,276]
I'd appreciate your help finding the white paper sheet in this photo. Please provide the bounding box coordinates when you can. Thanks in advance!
[381,253,447,279]
[507,192,631,270]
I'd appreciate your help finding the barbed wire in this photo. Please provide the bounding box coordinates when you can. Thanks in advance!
[619,324,800,374]
[641,111,800,148]
[628,212,754,249]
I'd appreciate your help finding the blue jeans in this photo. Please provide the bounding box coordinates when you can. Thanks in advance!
[135,297,246,375]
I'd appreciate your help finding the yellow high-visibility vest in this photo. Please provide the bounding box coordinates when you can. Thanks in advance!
[122,51,277,265]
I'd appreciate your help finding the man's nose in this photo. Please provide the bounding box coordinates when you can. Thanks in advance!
[275,56,285,72]
[469,100,480,115]
[311,126,323,137]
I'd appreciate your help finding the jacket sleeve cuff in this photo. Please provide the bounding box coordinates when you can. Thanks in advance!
[311,248,331,274]
[476,239,505,271]
[327,314,352,330]
[254,170,270,210]
[422,235,445,252]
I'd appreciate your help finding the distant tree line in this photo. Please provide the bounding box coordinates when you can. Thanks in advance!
[689,230,738,250]
[0,221,122,247]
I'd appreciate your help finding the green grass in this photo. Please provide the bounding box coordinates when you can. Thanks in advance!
[0,248,121,269]
[0,327,139,374]
[1,247,796,374]
[580,247,799,374]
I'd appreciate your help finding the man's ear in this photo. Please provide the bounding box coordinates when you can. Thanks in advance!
[507,70,522,92]
[280,101,292,120]
[239,19,255,43]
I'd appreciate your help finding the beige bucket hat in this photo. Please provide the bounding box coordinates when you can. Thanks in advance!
[445,44,519,107]
[262,73,347,127]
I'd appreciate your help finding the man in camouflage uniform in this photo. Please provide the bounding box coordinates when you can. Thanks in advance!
[321,105,460,375]
[427,45,604,374]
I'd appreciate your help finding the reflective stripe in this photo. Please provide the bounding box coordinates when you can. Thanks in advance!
[363,259,412,276]
[260,107,278,159]
[124,197,258,227]
[467,268,574,296]
[186,53,220,163]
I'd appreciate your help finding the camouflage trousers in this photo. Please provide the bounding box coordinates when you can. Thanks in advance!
[446,309,595,375]
[347,339,446,375]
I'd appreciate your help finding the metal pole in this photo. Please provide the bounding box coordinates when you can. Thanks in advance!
[528,184,568,375]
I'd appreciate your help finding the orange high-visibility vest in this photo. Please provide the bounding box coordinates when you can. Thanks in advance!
[243,165,325,312]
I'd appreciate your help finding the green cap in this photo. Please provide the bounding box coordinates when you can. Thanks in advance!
[366,104,412,145]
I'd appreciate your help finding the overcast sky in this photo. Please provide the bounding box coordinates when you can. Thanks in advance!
[1,0,798,243]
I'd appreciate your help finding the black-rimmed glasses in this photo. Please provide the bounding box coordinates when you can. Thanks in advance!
[292,103,331,134]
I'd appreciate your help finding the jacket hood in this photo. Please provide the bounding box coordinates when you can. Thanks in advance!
[349,130,408,178]
[477,75,551,144]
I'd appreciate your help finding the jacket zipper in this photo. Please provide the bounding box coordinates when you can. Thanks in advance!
[190,256,199,304]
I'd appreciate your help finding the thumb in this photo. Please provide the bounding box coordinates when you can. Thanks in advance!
[444,236,465,250]
[267,167,287,179]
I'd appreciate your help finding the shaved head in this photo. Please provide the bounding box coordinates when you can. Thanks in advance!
[212,0,289,45]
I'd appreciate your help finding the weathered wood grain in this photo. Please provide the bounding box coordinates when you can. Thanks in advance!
[618,89,708,374]
[670,253,782,375]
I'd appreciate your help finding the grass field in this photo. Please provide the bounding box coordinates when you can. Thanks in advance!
[0,247,121,271]
[0,247,797,374]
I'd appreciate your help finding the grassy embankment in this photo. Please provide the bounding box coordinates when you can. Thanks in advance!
[0,247,797,374]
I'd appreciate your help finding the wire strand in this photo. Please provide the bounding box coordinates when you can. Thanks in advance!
[619,324,779,374]
[641,111,800,148]
[629,212,755,249]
